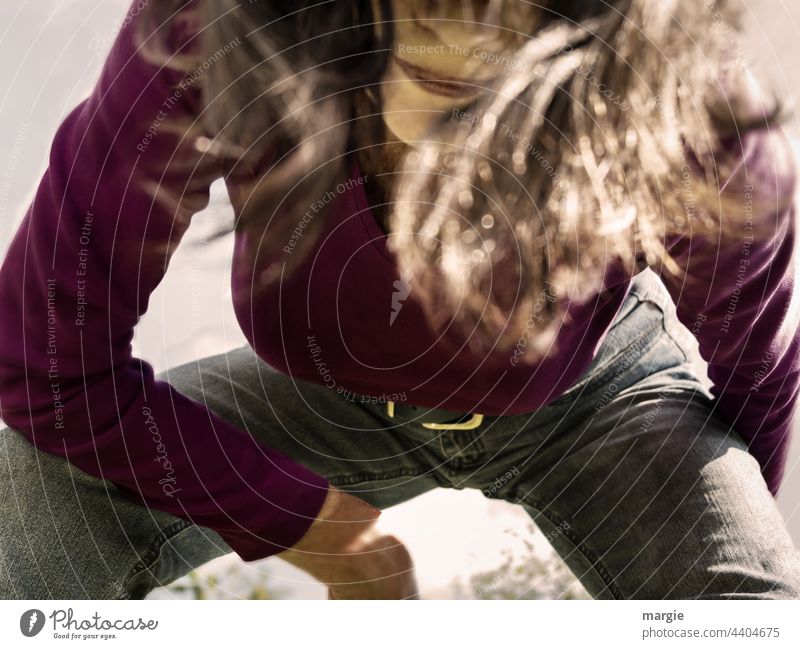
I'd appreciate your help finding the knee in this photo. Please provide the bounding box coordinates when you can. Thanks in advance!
[679,552,800,600]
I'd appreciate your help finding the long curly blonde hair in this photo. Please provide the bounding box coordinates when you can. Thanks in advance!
[140,0,782,357]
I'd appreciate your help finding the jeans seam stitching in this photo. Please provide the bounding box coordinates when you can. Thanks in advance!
[554,325,661,404]
[522,499,625,599]
[122,519,195,594]
[627,290,689,363]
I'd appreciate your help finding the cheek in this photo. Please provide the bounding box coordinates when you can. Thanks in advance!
[379,62,462,144]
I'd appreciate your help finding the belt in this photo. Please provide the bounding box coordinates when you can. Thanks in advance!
[362,399,485,430]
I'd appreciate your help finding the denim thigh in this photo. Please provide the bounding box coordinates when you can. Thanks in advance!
[467,270,800,599]
[0,347,443,599]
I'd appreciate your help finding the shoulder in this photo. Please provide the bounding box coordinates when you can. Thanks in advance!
[716,127,796,226]
[712,68,797,220]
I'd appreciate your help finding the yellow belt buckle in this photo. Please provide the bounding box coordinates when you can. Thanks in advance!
[386,401,484,430]
[421,414,484,430]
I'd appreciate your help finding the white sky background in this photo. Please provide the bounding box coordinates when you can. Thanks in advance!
[1,0,800,597]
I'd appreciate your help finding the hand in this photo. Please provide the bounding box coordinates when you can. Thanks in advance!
[277,486,418,599]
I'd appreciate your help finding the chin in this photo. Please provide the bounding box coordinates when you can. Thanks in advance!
[381,113,431,147]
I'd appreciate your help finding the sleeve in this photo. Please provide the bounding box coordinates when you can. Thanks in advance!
[658,128,800,495]
[0,1,328,560]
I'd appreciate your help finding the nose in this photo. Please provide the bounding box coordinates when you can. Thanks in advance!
[414,5,506,49]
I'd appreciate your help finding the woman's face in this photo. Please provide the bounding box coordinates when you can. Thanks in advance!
[379,0,539,143]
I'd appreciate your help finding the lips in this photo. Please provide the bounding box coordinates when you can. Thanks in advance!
[395,57,492,97]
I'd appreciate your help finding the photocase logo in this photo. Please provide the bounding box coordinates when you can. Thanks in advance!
[20,609,45,637]
[390,278,412,326]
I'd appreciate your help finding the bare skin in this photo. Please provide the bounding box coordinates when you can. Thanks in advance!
[277,486,418,599]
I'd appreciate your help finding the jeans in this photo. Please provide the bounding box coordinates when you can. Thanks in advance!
[2,269,799,599]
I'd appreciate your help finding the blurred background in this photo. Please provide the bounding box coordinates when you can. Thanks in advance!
[1,0,799,599]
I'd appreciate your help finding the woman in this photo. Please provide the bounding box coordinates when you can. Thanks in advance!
[1,0,799,599]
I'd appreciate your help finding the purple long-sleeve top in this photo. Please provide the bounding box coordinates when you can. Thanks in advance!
[1,3,798,561]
